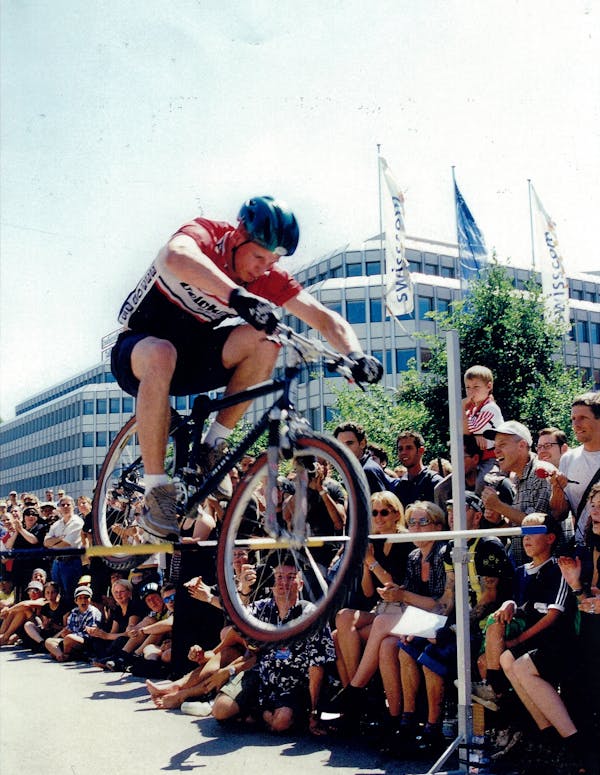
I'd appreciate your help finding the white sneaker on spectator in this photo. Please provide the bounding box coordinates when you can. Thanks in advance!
[180,700,213,717]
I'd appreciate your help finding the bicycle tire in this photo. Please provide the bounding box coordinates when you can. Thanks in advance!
[216,430,370,643]
[91,414,185,570]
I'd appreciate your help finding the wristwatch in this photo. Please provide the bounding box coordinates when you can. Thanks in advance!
[228,665,236,677]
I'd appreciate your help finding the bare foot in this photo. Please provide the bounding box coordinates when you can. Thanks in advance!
[146,679,175,697]
[159,692,183,709]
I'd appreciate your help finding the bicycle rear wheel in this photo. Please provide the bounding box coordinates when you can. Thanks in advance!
[91,413,186,570]
[216,430,369,643]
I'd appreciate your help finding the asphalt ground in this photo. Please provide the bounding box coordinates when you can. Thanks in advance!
[0,646,444,775]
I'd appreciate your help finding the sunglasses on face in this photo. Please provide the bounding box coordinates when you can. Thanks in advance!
[407,516,433,527]
[372,508,392,517]
[163,593,176,604]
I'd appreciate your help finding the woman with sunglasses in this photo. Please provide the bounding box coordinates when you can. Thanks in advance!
[333,501,447,739]
[335,492,410,687]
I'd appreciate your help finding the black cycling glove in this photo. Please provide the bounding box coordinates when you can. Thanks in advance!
[229,288,281,334]
[348,351,383,384]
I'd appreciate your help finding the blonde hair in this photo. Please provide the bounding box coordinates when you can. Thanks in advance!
[405,500,446,528]
[464,365,494,387]
[370,491,405,530]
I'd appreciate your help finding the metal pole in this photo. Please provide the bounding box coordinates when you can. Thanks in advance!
[447,329,471,773]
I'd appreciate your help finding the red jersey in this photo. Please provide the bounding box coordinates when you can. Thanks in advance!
[117,218,302,338]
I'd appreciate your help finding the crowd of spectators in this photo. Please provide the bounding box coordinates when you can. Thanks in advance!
[1,377,599,775]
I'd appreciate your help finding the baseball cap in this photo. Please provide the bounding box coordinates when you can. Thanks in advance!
[447,491,484,513]
[27,580,44,592]
[482,420,533,448]
[141,582,160,599]
[74,585,93,599]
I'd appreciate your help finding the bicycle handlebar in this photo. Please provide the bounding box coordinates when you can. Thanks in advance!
[273,323,359,383]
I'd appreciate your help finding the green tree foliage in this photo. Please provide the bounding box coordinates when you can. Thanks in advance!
[398,261,584,456]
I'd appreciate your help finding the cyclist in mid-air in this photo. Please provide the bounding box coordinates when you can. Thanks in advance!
[111,196,382,540]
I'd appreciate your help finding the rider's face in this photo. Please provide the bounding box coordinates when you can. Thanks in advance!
[233,242,280,284]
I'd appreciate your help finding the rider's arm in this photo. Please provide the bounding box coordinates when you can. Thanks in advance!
[164,234,238,300]
[283,291,362,354]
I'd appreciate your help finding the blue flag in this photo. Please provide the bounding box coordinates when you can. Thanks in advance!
[454,179,487,289]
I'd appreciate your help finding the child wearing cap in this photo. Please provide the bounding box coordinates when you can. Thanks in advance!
[45,585,101,662]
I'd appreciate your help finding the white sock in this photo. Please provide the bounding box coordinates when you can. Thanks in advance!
[203,420,233,448]
[144,474,170,493]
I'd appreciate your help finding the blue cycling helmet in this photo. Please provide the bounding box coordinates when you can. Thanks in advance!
[237,196,299,256]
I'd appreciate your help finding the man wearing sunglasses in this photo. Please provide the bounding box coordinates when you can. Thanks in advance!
[43,496,84,602]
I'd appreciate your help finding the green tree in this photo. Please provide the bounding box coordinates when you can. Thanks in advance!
[324,382,427,465]
[399,261,585,456]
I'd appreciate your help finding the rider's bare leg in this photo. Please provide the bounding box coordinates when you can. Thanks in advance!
[131,337,177,476]
[212,325,280,431]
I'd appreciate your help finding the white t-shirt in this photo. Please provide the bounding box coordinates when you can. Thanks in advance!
[45,515,84,548]
[559,446,600,541]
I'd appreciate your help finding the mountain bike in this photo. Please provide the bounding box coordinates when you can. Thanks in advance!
[92,324,371,642]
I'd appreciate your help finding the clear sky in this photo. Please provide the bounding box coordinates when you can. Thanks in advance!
[1,0,598,421]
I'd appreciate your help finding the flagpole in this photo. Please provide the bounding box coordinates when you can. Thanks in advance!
[528,179,536,271]
[451,165,463,299]
[377,144,388,385]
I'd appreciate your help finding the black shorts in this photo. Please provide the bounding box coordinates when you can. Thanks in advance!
[110,325,237,397]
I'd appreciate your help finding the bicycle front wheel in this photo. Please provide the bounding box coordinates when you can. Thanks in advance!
[216,430,370,643]
[91,413,185,570]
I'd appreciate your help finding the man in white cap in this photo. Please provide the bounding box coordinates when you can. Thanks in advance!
[481,421,552,566]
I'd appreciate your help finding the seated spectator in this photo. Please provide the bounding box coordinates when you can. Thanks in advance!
[482,514,583,770]
[212,555,336,735]
[87,579,144,667]
[558,482,600,765]
[45,584,102,662]
[0,578,15,611]
[0,580,45,646]
[127,583,176,674]
[335,501,447,741]
[390,494,512,757]
[335,491,410,684]
[145,626,248,710]
[23,581,69,652]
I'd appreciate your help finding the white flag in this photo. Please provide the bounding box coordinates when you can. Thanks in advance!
[531,184,570,329]
[379,157,414,315]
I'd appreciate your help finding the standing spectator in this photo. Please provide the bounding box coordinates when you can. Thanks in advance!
[43,495,84,602]
[45,489,54,504]
[554,392,600,548]
[334,422,392,495]
[10,507,47,599]
[391,431,443,509]
[536,427,569,468]
[481,421,552,567]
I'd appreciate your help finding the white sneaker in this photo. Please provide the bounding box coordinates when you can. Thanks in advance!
[180,700,213,717]
[138,483,180,539]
